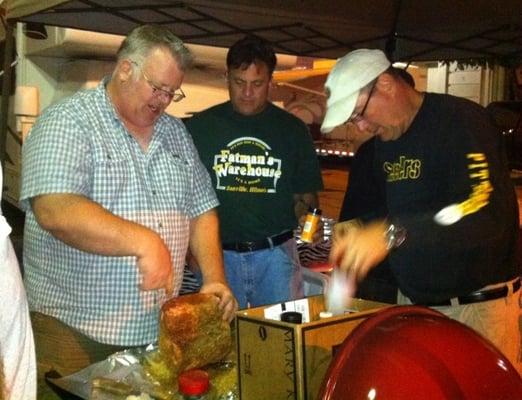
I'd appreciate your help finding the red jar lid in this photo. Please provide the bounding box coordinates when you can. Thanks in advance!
[178,369,210,396]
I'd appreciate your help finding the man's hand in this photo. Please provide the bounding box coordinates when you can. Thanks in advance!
[332,219,362,243]
[31,193,174,294]
[136,232,173,295]
[329,220,389,281]
[200,282,238,323]
[189,210,237,322]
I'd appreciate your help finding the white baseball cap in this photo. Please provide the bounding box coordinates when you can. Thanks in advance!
[321,49,391,133]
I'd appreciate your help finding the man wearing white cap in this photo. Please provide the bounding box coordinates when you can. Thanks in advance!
[323,49,521,372]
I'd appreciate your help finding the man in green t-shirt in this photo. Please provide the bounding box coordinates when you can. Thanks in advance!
[186,36,323,309]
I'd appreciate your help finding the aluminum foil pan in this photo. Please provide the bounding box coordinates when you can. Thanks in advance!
[48,344,238,400]
[48,344,163,399]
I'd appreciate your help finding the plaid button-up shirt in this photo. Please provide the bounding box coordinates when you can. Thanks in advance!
[20,79,218,346]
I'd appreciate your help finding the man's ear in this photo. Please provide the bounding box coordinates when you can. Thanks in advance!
[268,76,275,90]
[117,59,134,83]
[376,72,394,93]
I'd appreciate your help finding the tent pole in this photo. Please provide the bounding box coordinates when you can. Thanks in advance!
[0,19,15,171]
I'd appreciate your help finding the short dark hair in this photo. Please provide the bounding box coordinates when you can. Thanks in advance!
[226,36,277,75]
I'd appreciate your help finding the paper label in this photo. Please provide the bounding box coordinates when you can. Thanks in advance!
[263,298,310,323]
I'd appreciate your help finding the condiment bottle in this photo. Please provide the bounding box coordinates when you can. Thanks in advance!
[178,369,210,400]
[301,207,322,243]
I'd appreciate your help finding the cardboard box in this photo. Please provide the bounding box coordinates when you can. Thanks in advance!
[235,296,388,399]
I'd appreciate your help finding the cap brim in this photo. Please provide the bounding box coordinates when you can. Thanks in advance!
[320,92,358,133]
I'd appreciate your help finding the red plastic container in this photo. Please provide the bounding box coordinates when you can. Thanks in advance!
[318,305,522,399]
[178,369,210,399]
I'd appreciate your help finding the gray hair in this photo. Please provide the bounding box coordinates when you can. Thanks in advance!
[116,25,192,72]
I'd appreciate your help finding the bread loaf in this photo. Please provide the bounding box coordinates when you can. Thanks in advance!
[155,293,232,382]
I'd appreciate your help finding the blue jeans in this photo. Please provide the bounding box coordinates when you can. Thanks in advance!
[224,239,303,309]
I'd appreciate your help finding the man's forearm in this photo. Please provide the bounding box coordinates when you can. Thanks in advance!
[31,193,159,258]
[189,209,226,284]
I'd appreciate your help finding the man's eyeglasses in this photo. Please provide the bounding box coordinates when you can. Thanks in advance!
[347,80,376,124]
[131,61,185,103]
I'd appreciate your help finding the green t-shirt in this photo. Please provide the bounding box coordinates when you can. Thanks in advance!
[186,101,323,243]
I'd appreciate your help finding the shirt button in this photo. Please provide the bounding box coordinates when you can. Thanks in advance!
[152,190,157,195]
[158,222,163,229]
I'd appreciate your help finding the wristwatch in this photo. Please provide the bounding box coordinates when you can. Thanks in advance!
[384,223,407,250]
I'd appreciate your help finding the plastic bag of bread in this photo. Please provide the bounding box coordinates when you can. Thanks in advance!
[146,293,232,386]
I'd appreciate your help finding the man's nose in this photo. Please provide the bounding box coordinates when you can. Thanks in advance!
[242,83,253,97]
[355,118,373,132]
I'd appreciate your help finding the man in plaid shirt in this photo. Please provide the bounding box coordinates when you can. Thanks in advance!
[20,25,237,398]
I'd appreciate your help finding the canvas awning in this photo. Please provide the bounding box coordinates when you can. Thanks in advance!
[1,0,521,165]
[0,0,67,38]
[2,0,521,63]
